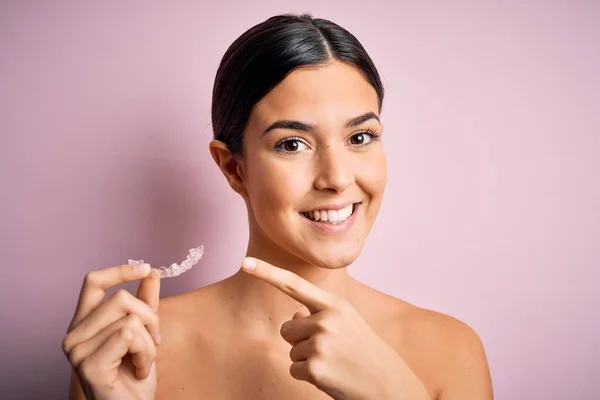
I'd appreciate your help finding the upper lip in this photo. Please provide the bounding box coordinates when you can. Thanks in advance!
[301,201,360,212]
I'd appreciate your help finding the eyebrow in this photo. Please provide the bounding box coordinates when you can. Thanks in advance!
[263,111,380,135]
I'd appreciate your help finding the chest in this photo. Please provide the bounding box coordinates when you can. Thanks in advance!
[156,334,440,400]
[156,340,333,400]
[154,303,446,400]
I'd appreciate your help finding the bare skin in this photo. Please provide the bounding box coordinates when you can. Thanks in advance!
[153,271,491,399]
[64,61,493,399]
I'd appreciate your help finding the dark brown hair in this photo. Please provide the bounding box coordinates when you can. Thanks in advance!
[211,13,384,156]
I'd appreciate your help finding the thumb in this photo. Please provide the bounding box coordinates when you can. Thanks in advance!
[137,268,161,312]
[137,268,162,344]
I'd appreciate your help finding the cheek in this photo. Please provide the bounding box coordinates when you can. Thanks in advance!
[361,150,387,195]
[357,151,387,226]
[246,155,310,215]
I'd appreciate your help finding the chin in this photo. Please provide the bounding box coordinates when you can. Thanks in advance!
[299,243,363,270]
[248,209,369,269]
[313,254,359,270]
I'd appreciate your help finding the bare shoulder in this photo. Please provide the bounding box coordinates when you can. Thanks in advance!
[153,282,227,394]
[402,303,486,356]
[387,297,494,399]
[359,285,486,349]
[154,281,227,354]
[156,281,223,338]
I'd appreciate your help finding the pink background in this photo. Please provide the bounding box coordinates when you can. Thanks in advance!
[1,1,598,399]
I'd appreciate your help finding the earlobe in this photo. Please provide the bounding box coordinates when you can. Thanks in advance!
[208,140,247,197]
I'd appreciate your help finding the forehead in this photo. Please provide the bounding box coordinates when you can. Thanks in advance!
[249,61,379,127]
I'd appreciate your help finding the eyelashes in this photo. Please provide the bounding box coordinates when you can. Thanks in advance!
[349,128,382,145]
[274,129,382,154]
[275,135,307,153]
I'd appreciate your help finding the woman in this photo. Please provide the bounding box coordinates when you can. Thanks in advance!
[63,14,493,399]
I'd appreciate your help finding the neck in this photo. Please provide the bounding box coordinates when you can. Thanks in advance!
[223,232,356,340]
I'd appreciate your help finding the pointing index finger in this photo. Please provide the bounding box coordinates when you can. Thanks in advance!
[241,257,338,313]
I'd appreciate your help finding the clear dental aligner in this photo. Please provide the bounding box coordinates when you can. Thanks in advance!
[128,245,204,278]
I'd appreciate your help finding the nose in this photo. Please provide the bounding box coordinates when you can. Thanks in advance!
[313,145,355,193]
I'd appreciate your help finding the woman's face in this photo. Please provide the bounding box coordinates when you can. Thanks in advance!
[240,61,387,269]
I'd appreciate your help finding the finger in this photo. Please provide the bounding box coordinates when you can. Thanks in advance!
[241,257,338,313]
[137,268,162,344]
[124,323,155,379]
[289,337,317,362]
[289,360,317,384]
[281,311,315,345]
[70,263,152,330]
[67,314,156,378]
[79,288,160,345]
[137,268,161,313]
[80,327,149,385]
[64,289,160,353]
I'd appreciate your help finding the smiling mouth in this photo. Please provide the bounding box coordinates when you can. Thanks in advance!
[300,203,358,224]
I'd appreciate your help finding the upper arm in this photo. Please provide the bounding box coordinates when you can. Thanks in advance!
[436,319,494,400]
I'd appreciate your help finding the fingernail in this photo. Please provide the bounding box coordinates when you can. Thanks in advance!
[136,263,150,272]
[152,331,162,345]
[242,258,257,271]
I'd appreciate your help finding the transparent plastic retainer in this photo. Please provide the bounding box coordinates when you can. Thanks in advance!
[128,245,204,278]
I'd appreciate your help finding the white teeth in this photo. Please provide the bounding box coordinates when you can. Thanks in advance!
[339,207,348,220]
[328,210,338,222]
[302,204,354,224]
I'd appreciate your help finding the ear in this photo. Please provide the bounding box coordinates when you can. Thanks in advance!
[209,140,248,197]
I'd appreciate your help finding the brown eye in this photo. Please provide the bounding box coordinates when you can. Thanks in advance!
[348,130,381,146]
[275,138,308,153]
[350,132,366,145]
[284,140,299,152]
[349,131,377,146]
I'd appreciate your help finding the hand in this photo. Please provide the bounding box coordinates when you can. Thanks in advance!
[62,263,161,400]
[241,257,431,400]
